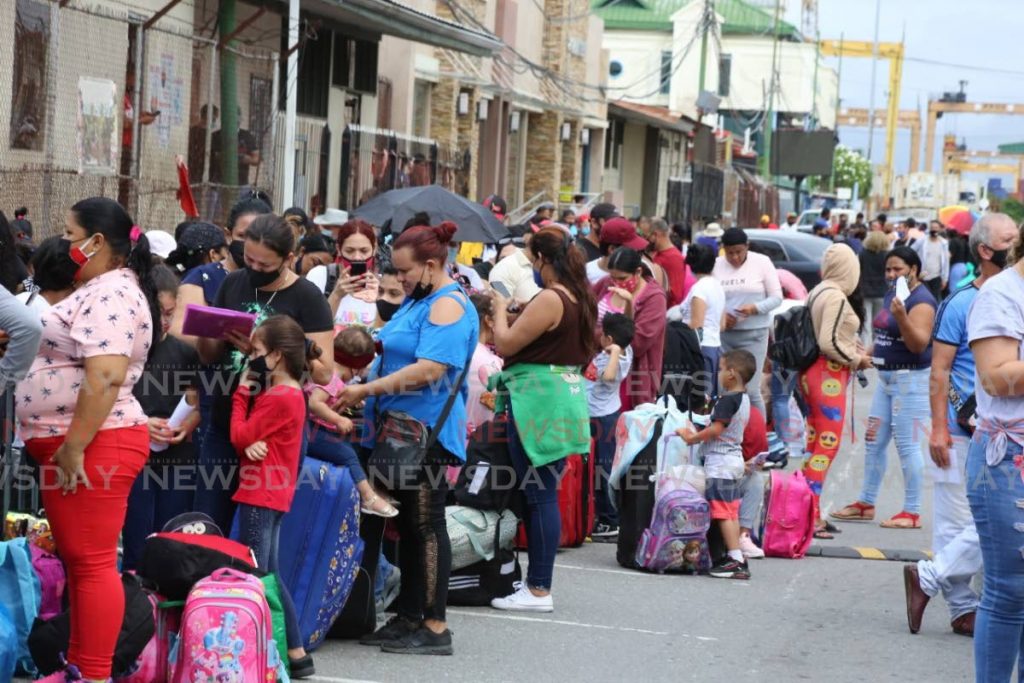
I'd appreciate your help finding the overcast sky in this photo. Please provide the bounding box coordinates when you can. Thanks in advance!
[788,0,1024,184]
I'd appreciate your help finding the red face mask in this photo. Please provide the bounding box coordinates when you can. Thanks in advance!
[620,276,638,292]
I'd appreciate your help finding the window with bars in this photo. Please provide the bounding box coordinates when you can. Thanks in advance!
[659,50,672,95]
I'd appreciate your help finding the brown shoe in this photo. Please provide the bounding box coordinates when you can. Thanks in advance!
[951,612,976,637]
[903,564,930,634]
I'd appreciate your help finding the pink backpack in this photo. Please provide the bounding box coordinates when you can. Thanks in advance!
[760,470,816,559]
[114,591,180,683]
[168,568,281,683]
[28,544,65,621]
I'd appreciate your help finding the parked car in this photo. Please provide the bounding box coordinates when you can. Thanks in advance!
[796,208,857,234]
[742,228,833,291]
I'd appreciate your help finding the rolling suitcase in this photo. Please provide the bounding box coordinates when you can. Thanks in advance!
[277,456,364,651]
[515,449,595,550]
[615,418,662,569]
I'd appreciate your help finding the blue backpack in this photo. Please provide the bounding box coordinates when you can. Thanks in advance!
[0,537,42,674]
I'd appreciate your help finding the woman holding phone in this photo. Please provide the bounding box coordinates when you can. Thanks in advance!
[328,219,380,329]
[832,246,936,529]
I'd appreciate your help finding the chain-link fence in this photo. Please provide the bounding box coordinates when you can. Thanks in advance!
[0,1,279,239]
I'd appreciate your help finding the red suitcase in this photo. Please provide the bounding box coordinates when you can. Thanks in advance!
[515,445,595,549]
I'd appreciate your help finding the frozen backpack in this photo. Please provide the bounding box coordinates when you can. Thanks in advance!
[760,470,816,559]
[168,568,286,683]
[635,483,711,574]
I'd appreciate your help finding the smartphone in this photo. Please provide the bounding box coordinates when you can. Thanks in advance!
[491,281,512,299]
[348,261,368,277]
[895,276,911,302]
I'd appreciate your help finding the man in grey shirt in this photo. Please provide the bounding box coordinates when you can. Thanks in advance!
[0,286,43,395]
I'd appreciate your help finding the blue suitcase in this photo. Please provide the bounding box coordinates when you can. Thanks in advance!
[277,456,365,651]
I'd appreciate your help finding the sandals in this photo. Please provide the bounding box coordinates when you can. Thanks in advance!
[880,511,921,529]
[362,494,399,518]
[830,501,875,522]
[813,520,842,539]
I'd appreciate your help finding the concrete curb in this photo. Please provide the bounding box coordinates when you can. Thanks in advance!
[807,544,933,562]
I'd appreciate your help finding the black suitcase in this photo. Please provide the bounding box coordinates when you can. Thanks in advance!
[615,417,663,569]
[327,508,385,639]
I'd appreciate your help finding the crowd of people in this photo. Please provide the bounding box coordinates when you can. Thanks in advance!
[0,195,1023,680]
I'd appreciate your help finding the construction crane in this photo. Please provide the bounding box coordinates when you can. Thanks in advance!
[819,40,904,200]
[837,107,922,172]
[943,157,1021,193]
[924,100,1024,173]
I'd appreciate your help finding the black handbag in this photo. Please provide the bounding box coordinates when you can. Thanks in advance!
[948,385,977,435]
[368,343,474,481]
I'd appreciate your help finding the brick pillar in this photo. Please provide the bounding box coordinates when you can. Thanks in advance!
[456,88,480,199]
[560,119,581,195]
[524,111,563,202]
[429,78,459,149]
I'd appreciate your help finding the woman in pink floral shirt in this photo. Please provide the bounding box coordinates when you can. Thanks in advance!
[16,197,160,683]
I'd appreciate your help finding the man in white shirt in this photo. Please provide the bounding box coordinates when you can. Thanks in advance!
[912,220,950,301]
[780,212,799,232]
[489,234,541,304]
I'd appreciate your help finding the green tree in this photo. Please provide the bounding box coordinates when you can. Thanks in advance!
[831,145,872,199]
[999,198,1024,225]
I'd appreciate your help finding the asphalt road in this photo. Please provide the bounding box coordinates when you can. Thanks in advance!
[307,375,974,683]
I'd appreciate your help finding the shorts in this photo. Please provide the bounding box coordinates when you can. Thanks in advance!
[706,477,742,521]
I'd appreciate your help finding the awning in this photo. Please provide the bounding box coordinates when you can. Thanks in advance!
[608,101,695,134]
[301,0,502,56]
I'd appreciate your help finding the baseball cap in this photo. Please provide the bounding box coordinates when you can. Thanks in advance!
[314,208,349,226]
[161,512,224,537]
[179,222,227,253]
[600,217,648,251]
[590,203,618,221]
[145,230,177,259]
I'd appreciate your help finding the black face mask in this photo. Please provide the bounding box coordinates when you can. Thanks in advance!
[409,268,434,301]
[247,355,270,390]
[990,248,1010,269]
[376,298,402,322]
[229,240,246,269]
[247,264,282,289]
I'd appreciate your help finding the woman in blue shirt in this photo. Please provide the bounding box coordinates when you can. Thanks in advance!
[833,246,936,529]
[338,221,478,656]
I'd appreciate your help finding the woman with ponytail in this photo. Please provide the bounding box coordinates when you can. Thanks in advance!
[489,226,598,613]
[336,221,478,656]
[16,197,160,682]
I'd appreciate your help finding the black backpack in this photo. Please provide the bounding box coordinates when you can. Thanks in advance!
[769,288,833,372]
[454,418,520,513]
[447,521,522,606]
[661,321,706,411]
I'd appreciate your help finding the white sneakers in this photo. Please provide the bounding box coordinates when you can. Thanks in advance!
[491,586,554,612]
[739,532,765,560]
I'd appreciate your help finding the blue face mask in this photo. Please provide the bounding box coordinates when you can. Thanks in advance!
[533,268,545,288]
[569,225,578,238]
[580,226,591,237]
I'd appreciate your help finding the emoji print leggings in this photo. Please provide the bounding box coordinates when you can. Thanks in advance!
[799,356,851,508]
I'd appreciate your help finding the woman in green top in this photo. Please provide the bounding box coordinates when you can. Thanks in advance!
[489,227,598,613]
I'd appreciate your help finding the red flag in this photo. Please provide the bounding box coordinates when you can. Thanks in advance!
[175,154,199,218]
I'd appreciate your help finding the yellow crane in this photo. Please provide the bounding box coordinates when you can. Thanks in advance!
[819,40,904,200]
[836,107,921,172]
[924,101,1024,174]
[943,157,1021,192]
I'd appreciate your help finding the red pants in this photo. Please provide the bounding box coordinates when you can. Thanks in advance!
[26,425,148,679]
[799,357,850,506]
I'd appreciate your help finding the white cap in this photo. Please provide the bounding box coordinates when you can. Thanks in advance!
[313,208,349,226]
[145,229,176,259]
[703,222,723,238]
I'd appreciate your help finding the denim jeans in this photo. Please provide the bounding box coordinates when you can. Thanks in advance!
[857,369,929,514]
[122,450,196,571]
[193,424,240,534]
[591,412,619,526]
[236,503,303,650]
[699,345,721,401]
[770,367,805,458]
[508,406,565,591]
[966,431,1024,682]
[305,422,367,484]
[918,431,981,619]
[861,297,885,347]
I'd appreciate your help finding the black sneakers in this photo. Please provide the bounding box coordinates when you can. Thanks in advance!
[592,522,619,537]
[380,625,454,656]
[709,558,751,580]
[359,615,419,646]
[288,653,315,679]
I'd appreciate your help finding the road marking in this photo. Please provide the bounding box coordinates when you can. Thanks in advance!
[553,562,671,578]
[853,546,887,560]
[447,608,683,637]
[309,677,383,683]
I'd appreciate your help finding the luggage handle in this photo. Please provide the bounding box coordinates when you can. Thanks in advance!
[208,567,255,583]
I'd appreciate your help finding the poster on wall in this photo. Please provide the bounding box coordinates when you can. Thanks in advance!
[10,0,50,151]
[77,77,118,175]
[148,52,185,149]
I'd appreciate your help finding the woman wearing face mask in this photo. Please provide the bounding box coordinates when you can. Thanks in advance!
[833,247,936,530]
[911,219,950,302]
[328,219,381,329]
[594,247,668,410]
[713,227,782,414]
[171,198,272,345]
[488,227,597,612]
[194,213,334,533]
[335,221,478,655]
[16,197,161,683]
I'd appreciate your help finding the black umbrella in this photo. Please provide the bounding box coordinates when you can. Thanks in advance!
[351,185,509,243]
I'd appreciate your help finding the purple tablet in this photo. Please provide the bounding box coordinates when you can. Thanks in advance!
[182,304,256,340]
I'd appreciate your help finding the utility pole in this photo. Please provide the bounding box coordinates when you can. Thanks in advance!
[283,0,300,208]
[698,0,712,94]
[829,33,844,192]
[219,0,240,188]
[865,0,881,164]
[760,0,783,178]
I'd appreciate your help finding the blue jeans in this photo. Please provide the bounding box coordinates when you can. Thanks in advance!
[305,423,367,484]
[590,412,619,526]
[236,503,303,651]
[700,345,721,401]
[508,406,564,591]
[967,432,1024,682]
[193,424,239,534]
[858,369,929,514]
[122,451,196,571]
[770,368,804,452]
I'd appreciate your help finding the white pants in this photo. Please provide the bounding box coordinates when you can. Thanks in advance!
[917,434,981,619]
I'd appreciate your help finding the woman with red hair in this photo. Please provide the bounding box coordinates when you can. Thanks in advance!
[328,219,381,329]
[336,221,478,656]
